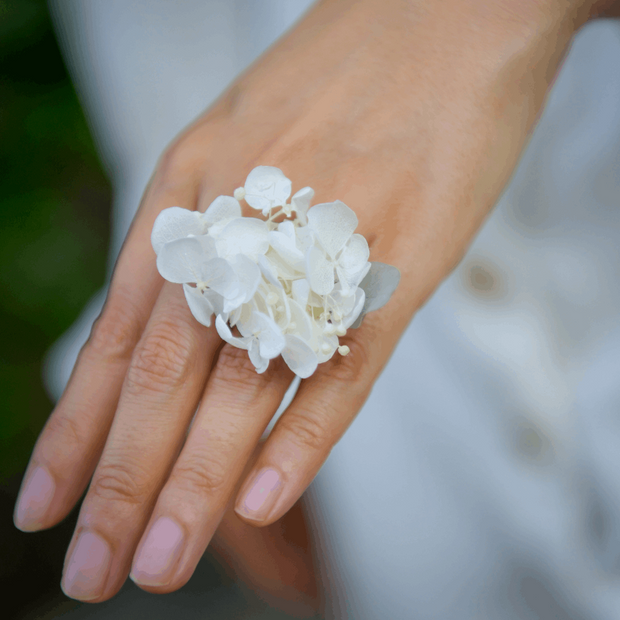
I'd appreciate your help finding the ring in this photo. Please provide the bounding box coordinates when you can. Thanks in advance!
[150,166,400,378]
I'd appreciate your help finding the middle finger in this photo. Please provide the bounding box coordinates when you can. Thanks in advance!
[130,345,294,591]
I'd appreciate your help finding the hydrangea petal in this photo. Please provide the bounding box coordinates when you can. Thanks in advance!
[282,335,318,378]
[216,217,270,260]
[183,284,215,327]
[203,196,241,229]
[342,288,366,329]
[258,255,283,289]
[307,200,358,259]
[244,166,292,212]
[252,311,286,359]
[277,219,296,240]
[350,262,401,328]
[265,248,301,280]
[288,298,313,341]
[360,262,401,314]
[215,315,252,350]
[292,278,310,309]
[339,234,369,271]
[230,254,261,302]
[295,225,315,255]
[269,230,304,267]
[151,207,205,255]
[156,236,206,283]
[196,234,218,261]
[291,186,314,225]
[306,245,335,295]
[248,340,269,373]
[199,257,239,300]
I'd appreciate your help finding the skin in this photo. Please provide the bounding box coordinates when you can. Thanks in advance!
[14,0,620,615]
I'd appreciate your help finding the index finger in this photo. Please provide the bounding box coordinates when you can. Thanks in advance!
[13,173,200,532]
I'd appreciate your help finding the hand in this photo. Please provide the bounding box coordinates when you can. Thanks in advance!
[14,0,600,605]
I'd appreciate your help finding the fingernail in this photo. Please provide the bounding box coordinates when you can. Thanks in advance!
[14,466,55,531]
[62,532,111,601]
[235,468,283,521]
[131,517,184,586]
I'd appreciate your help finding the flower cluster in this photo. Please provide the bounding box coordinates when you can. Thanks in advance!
[151,166,400,378]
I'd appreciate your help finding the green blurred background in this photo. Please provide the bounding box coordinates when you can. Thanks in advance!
[1,0,111,616]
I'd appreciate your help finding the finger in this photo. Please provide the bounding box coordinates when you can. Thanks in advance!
[129,347,294,591]
[14,176,200,533]
[233,295,411,526]
[60,282,221,602]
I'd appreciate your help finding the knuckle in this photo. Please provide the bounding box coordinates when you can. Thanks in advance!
[156,142,188,180]
[125,321,195,396]
[44,412,84,452]
[211,344,280,398]
[320,334,374,394]
[91,461,151,506]
[87,291,143,363]
[279,409,332,453]
[171,454,230,497]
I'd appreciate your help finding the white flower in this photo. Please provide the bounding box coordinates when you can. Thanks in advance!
[213,217,270,261]
[151,207,206,255]
[151,165,400,378]
[216,312,285,374]
[151,196,242,255]
[305,201,370,296]
[291,187,314,225]
[269,220,305,270]
[243,166,292,216]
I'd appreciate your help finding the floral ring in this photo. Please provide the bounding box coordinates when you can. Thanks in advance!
[151,166,400,378]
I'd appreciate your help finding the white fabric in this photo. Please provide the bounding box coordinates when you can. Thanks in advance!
[46,3,620,618]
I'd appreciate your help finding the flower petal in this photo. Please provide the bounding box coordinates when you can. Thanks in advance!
[215,217,270,261]
[307,200,358,259]
[306,245,335,295]
[151,207,205,255]
[215,314,252,350]
[292,278,310,309]
[248,340,269,374]
[183,284,215,327]
[203,195,241,229]
[269,230,304,267]
[350,262,401,328]
[339,234,369,271]
[282,335,318,378]
[252,311,286,359]
[360,261,401,314]
[287,298,313,341]
[291,186,314,225]
[244,166,292,212]
[342,288,366,329]
[230,253,261,302]
[265,248,301,280]
[200,257,239,299]
[258,254,283,288]
[156,236,206,283]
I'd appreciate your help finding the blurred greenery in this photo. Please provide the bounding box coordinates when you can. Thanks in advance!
[0,0,111,484]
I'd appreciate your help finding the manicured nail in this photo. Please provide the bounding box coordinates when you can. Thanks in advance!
[14,466,55,531]
[131,517,184,586]
[62,532,111,601]
[235,468,283,521]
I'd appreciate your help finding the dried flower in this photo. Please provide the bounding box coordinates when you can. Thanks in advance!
[151,166,400,377]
